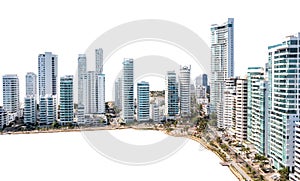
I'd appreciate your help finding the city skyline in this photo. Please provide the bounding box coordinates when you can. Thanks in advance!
[2,17,300,180]
[2,1,300,181]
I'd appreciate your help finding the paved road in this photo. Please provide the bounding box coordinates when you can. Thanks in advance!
[231,161,252,181]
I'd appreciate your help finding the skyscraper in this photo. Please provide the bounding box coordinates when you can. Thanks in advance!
[122,58,134,123]
[95,48,103,74]
[2,74,20,115]
[247,67,268,155]
[267,33,300,171]
[60,75,74,124]
[210,18,234,128]
[165,71,178,119]
[78,54,88,109]
[235,78,247,141]
[26,72,37,97]
[179,65,191,117]
[78,50,105,117]
[114,78,122,109]
[223,77,237,130]
[96,74,105,114]
[24,72,37,124]
[38,52,58,96]
[137,81,150,122]
[87,71,97,114]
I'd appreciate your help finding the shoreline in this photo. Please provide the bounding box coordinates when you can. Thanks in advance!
[1,127,246,180]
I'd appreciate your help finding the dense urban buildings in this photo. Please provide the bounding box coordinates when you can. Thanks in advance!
[77,50,106,117]
[59,75,74,124]
[38,52,58,96]
[165,71,178,119]
[2,74,20,116]
[179,65,191,117]
[210,18,234,128]
[122,58,134,123]
[137,81,150,122]
[196,74,208,88]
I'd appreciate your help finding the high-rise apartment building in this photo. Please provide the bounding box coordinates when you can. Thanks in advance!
[95,48,103,74]
[294,123,300,180]
[165,71,178,119]
[247,67,268,155]
[150,103,159,122]
[87,71,97,114]
[2,74,20,115]
[210,18,234,128]
[38,52,58,96]
[114,77,122,109]
[222,77,247,141]
[267,33,300,171]
[223,77,237,130]
[78,54,88,109]
[137,81,150,122]
[0,107,7,129]
[39,95,56,125]
[235,78,248,141]
[24,96,37,124]
[96,74,105,114]
[179,65,191,117]
[77,50,105,117]
[202,74,208,87]
[122,59,134,123]
[26,72,37,97]
[60,75,74,124]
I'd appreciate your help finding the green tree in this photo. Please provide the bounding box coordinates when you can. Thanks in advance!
[210,112,217,120]
[278,167,289,181]
[173,120,178,128]
[216,136,222,144]
[51,121,60,129]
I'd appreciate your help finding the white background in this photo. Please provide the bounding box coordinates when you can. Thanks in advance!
[0,130,238,181]
[1,0,300,180]
[1,0,300,103]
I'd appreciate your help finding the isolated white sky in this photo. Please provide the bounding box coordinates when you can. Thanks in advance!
[1,0,300,104]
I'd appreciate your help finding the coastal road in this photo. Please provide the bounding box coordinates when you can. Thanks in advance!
[230,161,252,181]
